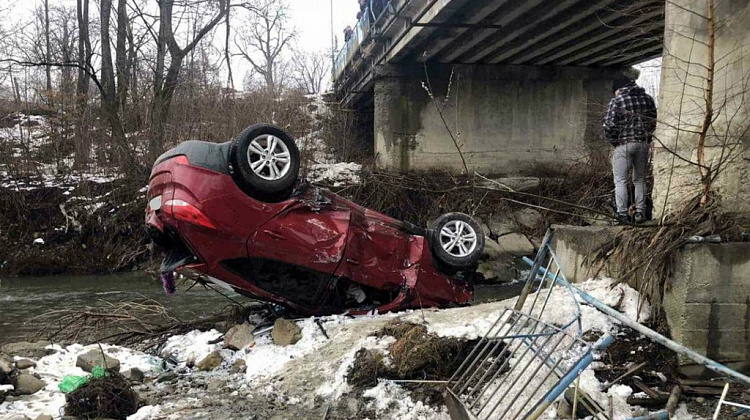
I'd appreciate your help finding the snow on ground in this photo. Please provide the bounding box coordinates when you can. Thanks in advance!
[0,343,161,419]
[306,162,362,187]
[0,278,694,420]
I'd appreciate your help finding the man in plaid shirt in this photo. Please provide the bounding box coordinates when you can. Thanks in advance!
[603,75,657,224]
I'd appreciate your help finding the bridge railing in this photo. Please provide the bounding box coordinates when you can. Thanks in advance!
[333,8,371,81]
[332,1,392,82]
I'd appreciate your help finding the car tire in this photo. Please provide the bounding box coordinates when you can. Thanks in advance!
[430,212,485,268]
[230,124,300,196]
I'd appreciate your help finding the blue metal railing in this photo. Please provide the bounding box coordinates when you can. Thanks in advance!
[332,1,393,81]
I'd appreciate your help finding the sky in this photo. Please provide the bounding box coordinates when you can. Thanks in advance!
[288,0,360,55]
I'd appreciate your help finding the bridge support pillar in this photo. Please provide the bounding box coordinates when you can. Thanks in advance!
[651,0,750,218]
[373,63,625,174]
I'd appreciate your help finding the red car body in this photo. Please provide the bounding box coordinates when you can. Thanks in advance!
[145,141,473,315]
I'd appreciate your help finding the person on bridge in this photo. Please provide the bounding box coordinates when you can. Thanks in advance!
[344,26,354,43]
[603,75,657,225]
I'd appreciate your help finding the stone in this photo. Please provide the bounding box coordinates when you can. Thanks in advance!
[224,323,255,351]
[695,397,705,404]
[230,358,247,374]
[557,398,572,418]
[497,233,535,256]
[35,415,53,420]
[481,237,503,260]
[0,342,52,359]
[196,350,223,371]
[0,353,14,376]
[485,216,515,238]
[15,359,36,370]
[14,374,45,395]
[155,371,178,383]
[76,349,120,373]
[207,379,227,391]
[477,261,499,281]
[272,318,302,346]
[122,367,144,383]
[512,208,543,230]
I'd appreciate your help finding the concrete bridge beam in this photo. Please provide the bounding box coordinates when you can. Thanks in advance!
[374,63,624,174]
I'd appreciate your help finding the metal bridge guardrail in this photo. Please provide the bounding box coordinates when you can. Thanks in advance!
[332,1,392,82]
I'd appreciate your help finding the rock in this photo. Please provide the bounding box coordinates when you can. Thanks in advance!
[0,353,14,378]
[122,367,144,383]
[497,233,535,256]
[272,318,302,346]
[35,415,53,420]
[1,341,52,359]
[512,208,543,230]
[696,397,706,404]
[15,359,36,370]
[486,217,515,238]
[155,371,178,383]
[224,323,255,351]
[207,379,227,391]
[196,350,223,371]
[76,349,120,373]
[482,237,503,260]
[230,358,247,374]
[557,398,572,418]
[477,261,499,281]
[14,373,45,395]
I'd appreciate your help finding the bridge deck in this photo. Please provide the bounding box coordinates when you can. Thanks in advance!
[333,0,665,106]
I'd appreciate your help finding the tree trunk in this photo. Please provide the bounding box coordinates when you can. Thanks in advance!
[44,0,52,92]
[150,54,184,161]
[75,0,91,166]
[154,0,169,97]
[101,0,135,169]
[115,0,129,114]
[225,7,233,90]
[696,0,715,206]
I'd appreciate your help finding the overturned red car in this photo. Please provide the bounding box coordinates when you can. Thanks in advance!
[145,124,483,315]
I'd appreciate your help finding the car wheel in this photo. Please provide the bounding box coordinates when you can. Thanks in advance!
[230,124,300,196]
[430,212,485,268]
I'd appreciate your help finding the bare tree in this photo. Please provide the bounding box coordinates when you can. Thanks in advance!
[101,0,134,167]
[74,0,92,166]
[235,0,295,93]
[150,0,228,159]
[116,0,130,112]
[291,48,330,95]
[44,0,51,92]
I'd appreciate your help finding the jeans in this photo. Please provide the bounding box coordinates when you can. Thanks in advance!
[612,142,649,214]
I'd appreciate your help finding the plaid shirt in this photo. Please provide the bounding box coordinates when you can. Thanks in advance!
[603,84,657,146]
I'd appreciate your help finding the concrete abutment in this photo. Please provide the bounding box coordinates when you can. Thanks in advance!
[373,63,625,174]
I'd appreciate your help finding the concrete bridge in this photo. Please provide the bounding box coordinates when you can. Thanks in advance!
[332,0,665,173]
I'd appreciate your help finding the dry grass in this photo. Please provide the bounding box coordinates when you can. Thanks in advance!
[591,193,746,313]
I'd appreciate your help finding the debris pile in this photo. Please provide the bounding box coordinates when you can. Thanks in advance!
[64,372,139,419]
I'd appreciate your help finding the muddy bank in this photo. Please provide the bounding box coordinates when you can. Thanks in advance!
[0,175,154,276]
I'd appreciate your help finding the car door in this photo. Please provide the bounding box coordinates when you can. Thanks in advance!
[246,199,351,307]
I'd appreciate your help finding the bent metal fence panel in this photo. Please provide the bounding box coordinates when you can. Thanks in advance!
[446,230,612,420]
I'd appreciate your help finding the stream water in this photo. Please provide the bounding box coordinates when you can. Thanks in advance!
[0,272,526,345]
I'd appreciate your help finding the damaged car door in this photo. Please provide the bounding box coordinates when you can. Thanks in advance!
[245,189,351,308]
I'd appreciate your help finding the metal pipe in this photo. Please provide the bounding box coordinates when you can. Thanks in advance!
[524,334,614,420]
[515,230,554,311]
[523,258,750,386]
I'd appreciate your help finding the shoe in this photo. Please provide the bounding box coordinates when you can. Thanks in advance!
[616,213,630,225]
[634,212,646,224]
